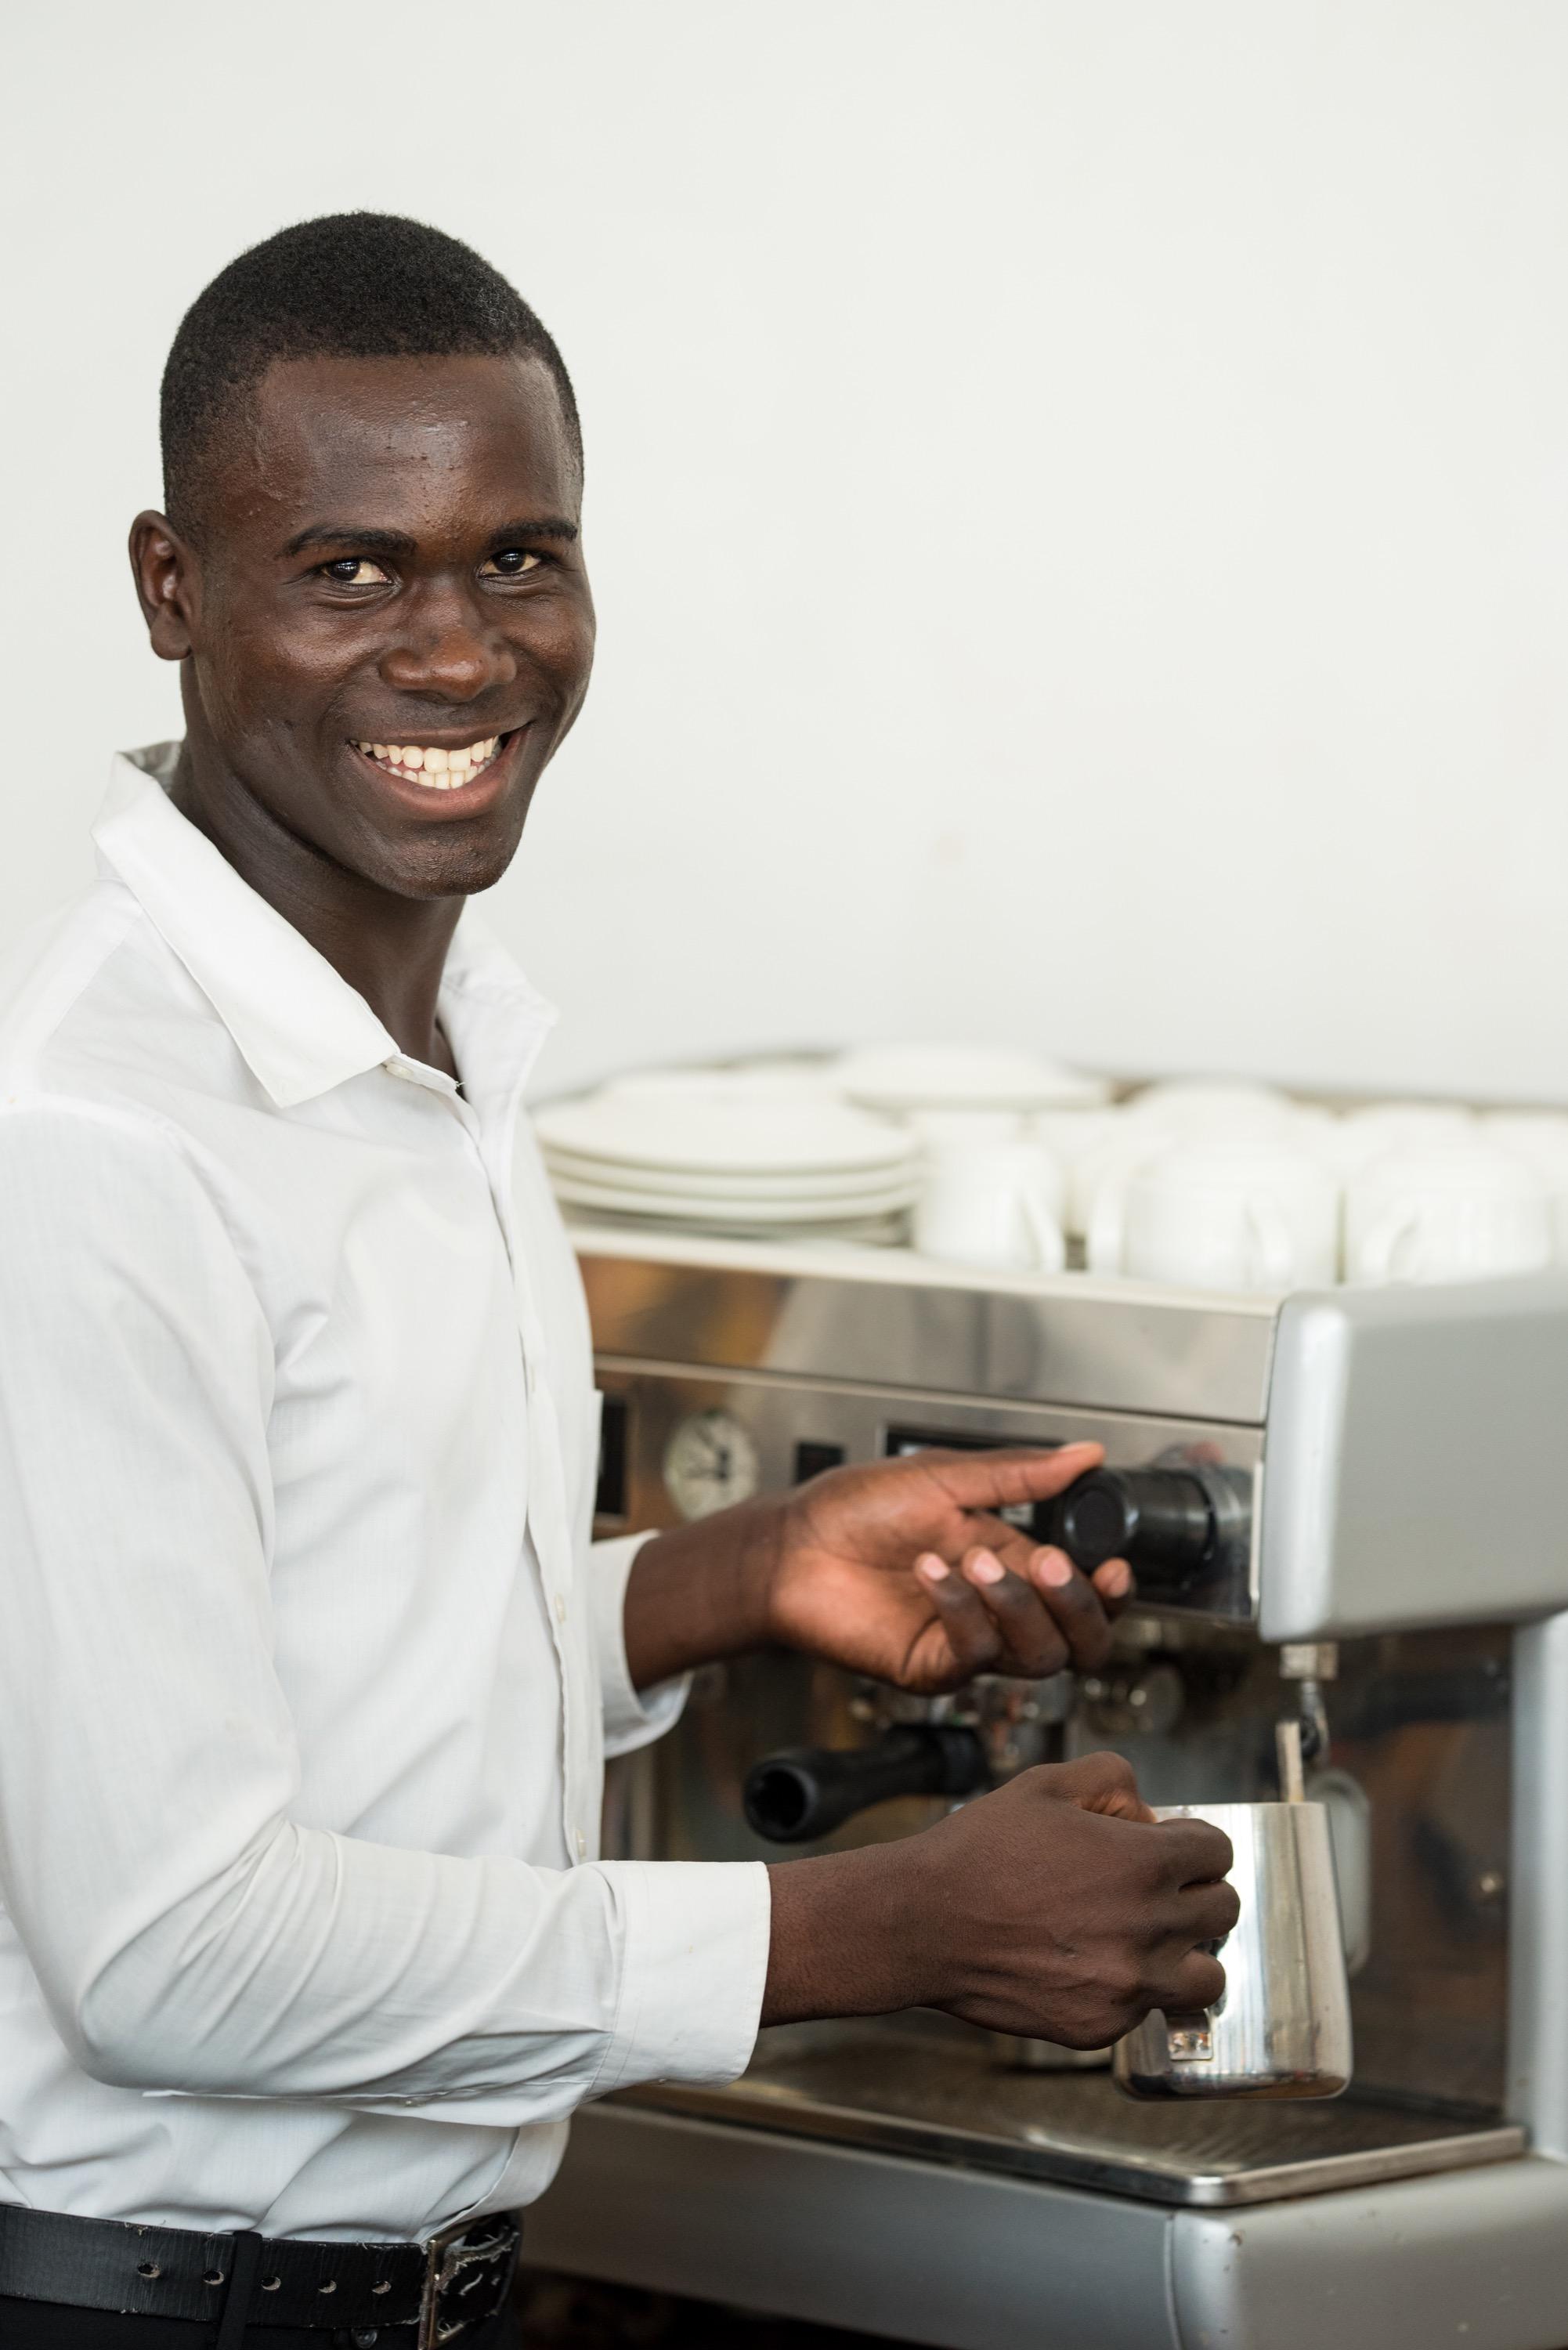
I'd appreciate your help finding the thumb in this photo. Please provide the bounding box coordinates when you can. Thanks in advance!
[1052,1749,1158,1824]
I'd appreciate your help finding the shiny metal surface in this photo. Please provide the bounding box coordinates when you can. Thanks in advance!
[578,1238,1278,1423]
[616,2022,1520,2207]
[1264,1273,1568,1637]
[1114,1803,1353,2100]
[595,1364,1263,1623]
[528,2109,1565,2350]
[527,2104,1186,2350]
[583,1245,1522,2229]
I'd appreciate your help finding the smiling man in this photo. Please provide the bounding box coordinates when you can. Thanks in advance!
[0,215,1234,2348]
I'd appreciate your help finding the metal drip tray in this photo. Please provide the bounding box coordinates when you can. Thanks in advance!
[620,2022,1526,2207]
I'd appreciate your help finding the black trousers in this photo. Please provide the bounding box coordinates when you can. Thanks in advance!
[0,2301,518,2350]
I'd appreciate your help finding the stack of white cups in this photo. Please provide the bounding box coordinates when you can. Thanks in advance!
[909,1077,1568,1295]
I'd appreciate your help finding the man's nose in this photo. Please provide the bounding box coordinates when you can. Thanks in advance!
[378,582,518,702]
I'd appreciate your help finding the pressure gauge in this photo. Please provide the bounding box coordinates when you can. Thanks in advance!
[663,1408,761,1521]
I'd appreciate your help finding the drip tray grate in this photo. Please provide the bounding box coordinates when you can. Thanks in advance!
[620,2022,1525,2207]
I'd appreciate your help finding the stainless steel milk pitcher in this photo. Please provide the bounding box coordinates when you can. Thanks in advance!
[1113,1801,1353,2101]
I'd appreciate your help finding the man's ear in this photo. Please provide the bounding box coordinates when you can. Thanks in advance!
[128,511,197,662]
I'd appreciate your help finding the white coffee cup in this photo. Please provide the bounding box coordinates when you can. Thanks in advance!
[1331,1102,1475,1176]
[1031,1108,1128,1232]
[1344,1146,1551,1285]
[1089,1145,1340,1292]
[1482,1115,1568,1265]
[906,1108,1027,1148]
[1066,1120,1167,1240]
[1128,1079,1295,1124]
[1075,1096,1335,1242]
[914,1139,1066,1274]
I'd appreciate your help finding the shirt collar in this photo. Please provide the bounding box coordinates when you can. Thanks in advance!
[92,747,557,1112]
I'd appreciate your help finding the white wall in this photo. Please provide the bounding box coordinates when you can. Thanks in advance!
[5,1,1567,1101]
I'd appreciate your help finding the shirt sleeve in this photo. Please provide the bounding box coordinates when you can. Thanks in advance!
[0,1101,769,2123]
[589,1531,692,1755]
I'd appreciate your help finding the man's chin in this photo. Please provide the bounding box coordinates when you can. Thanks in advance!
[338,796,533,902]
[360,833,523,902]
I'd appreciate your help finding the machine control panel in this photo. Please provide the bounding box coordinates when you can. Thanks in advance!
[881,1428,1255,1617]
[598,1383,1260,1623]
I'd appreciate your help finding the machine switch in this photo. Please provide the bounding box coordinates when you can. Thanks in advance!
[1048,1467,1216,1585]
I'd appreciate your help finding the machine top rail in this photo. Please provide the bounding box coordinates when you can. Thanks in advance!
[575,1230,1279,1424]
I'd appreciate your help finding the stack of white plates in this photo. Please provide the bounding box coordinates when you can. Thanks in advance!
[536,1091,918,1240]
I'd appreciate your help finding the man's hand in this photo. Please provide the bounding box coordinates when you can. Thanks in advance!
[765,1442,1130,1689]
[621,1442,1132,1694]
[764,1752,1239,2045]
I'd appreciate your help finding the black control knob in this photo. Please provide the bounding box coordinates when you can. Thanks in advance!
[1046,1468,1216,1587]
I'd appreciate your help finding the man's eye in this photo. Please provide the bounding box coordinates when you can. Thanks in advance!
[321,558,392,585]
[480,548,543,578]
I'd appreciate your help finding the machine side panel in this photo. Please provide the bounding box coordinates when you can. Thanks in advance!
[1171,2155,1568,2350]
[1261,1275,1568,1638]
[525,2105,1180,2350]
[1508,1611,1568,2155]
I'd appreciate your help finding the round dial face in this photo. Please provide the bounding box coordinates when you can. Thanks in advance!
[663,1408,762,1522]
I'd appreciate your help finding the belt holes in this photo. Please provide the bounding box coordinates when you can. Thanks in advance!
[318,2279,338,2294]
[260,2276,283,2293]
[135,2261,161,2280]
[202,2269,226,2287]
[371,2281,392,2295]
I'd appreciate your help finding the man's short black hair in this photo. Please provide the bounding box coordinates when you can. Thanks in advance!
[161,212,580,532]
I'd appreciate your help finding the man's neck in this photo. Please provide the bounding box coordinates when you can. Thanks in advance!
[168,742,464,1076]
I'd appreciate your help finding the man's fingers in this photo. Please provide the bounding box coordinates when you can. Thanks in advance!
[1178,1876,1242,1943]
[1151,1816,1236,1887]
[1023,1544,1117,1672]
[963,1514,1117,1674]
[923,1441,1104,1515]
[913,1554,1004,1679]
[1160,1947,1229,2015]
[1091,1557,1135,1611]
[955,1547,1070,1678]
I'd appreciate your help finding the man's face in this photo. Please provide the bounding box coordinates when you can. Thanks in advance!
[135,350,595,900]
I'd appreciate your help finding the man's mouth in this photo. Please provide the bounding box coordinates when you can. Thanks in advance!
[352,735,505,791]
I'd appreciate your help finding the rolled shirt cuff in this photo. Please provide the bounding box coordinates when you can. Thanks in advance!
[590,1531,689,1757]
[589,1858,771,2095]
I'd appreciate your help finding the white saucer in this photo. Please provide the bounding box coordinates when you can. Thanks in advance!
[541,1146,913,1202]
[548,1170,916,1224]
[537,1094,912,1177]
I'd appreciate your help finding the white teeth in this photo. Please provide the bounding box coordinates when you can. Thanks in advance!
[352,736,503,790]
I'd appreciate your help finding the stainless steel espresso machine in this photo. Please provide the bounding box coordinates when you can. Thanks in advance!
[524,1231,1568,2350]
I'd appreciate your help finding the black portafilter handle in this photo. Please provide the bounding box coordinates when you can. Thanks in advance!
[1045,1466,1216,1584]
[742,1725,990,1845]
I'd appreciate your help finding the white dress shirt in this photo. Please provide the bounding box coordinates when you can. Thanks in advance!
[0,747,770,2242]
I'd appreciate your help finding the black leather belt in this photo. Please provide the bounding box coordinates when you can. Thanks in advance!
[0,2202,520,2345]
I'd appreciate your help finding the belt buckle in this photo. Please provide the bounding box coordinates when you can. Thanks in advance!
[418,2214,519,2349]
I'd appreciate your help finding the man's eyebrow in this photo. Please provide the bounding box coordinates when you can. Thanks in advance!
[280,517,580,559]
[487,517,580,544]
[282,524,419,559]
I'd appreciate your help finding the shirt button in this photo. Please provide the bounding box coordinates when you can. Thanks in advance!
[555,1593,567,1625]
[576,1829,587,1859]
